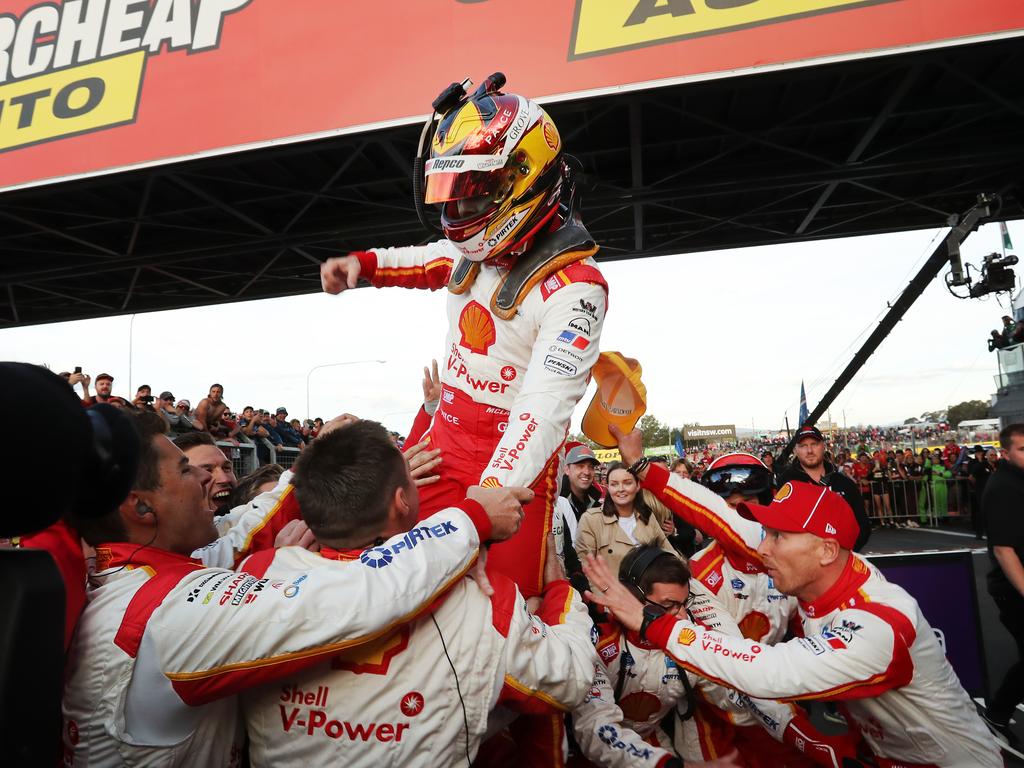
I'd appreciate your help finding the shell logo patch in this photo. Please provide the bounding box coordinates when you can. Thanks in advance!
[458,301,496,355]
[481,476,502,489]
[542,119,559,150]
[677,627,697,646]
[773,483,793,503]
[738,611,771,642]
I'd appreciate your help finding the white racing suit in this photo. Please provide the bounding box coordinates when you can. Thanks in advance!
[640,471,1002,768]
[239,547,597,767]
[642,463,813,764]
[572,582,799,767]
[60,493,491,767]
[356,237,607,598]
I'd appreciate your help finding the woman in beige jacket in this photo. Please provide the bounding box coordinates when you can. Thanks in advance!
[575,462,679,577]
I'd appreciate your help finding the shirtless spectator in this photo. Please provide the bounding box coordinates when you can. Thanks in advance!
[81,373,126,407]
[193,383,231,438]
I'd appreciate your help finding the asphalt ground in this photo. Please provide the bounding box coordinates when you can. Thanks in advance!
[828,522,1022,764]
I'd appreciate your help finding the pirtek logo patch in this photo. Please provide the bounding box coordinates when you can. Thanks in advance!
[359,521,459,568]
[569,0,896,60]
[0,0,252,153]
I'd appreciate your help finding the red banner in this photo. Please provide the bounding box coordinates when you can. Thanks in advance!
[0,0,1021,193]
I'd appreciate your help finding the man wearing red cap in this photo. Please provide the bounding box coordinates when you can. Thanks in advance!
[585,430,1002,768]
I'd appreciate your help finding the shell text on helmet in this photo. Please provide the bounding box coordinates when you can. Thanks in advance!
[457,301,497,355]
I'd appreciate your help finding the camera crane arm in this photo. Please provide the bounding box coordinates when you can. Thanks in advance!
[776,193,997,466]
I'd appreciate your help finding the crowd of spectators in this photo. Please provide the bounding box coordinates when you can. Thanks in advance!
[57,370,335,465]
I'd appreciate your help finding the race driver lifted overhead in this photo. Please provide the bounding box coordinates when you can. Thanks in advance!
[321,74,607,598]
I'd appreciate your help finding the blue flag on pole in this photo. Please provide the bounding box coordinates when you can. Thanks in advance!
[799,381,809,426]
[674,432,685,458]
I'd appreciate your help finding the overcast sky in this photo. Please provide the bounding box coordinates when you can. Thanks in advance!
[2,221,1019,435]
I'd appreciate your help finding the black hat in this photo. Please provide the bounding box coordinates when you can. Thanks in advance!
[794,424,824,443]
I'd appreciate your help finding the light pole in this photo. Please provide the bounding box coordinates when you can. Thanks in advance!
[306,359,386,419]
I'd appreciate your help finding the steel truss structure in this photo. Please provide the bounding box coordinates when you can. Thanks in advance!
[1,37,1021,328]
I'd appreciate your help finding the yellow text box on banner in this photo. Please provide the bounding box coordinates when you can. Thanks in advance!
[571,0,897,58]
[0,51,146,153]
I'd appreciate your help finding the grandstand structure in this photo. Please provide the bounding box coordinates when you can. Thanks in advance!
[0,1,1021,328]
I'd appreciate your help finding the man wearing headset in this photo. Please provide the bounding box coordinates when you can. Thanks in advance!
[239,419,598,767]
[320,73,607,603]
[61,410,528,766]
[573,545,819,767]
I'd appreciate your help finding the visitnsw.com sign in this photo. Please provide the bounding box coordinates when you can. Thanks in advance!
[0,0,1021,193]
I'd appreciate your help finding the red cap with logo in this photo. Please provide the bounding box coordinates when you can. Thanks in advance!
[737,481,858,550]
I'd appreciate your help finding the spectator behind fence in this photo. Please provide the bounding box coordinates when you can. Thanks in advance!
[61,410,503,767]
[229,464,284,509]
[159,391,194,433]
[132,384,155,410]
[980,423,1024,746]
[777,424,871,548]
[81,372,126,407]
[194,383,230,438]
[274,407,304,449]
[969,444,994,539]
[174,431,237,515]
[239,420,597,767]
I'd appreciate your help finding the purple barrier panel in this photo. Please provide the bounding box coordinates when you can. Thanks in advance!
[866,550,988,699]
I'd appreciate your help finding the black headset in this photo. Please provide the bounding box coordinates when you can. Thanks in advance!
[619,547,678,600]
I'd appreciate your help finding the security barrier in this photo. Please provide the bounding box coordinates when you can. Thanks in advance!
[215,439,258,477]
[859,477,979,528]
[260,439,301,469]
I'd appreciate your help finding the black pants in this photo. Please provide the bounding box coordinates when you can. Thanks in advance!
[990,591,1024,724]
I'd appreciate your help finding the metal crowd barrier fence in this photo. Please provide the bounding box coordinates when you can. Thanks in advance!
[215,439,258,478]
[260,439,301,469]
[859,477,978,528]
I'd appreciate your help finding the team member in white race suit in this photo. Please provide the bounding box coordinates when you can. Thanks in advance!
[321,74,607,599]
[583,428,1003,768]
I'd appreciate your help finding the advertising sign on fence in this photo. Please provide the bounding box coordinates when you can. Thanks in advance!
[0,0,1021,193]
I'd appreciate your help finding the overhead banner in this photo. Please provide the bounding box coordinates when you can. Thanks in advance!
[683,424,737,443]
[0,0,1021,193]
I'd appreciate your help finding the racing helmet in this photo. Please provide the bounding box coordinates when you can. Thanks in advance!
[423,83,564,262]
[700,452,774,505]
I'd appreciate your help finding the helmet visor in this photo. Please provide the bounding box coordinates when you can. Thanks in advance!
[423,154,509,205]
[702,465,772,499]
